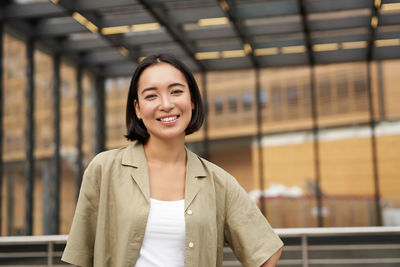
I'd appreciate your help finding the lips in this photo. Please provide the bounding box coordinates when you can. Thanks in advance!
[157,115,179,122]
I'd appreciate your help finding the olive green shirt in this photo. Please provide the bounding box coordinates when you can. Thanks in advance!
[62,142,283,267]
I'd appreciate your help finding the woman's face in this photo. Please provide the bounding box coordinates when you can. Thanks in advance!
[134,62,194,143]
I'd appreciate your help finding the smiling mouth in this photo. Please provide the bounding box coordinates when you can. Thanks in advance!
[157,115,179,122]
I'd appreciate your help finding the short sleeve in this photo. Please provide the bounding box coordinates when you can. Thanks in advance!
[224,176,283,267]
[61,159,101,267]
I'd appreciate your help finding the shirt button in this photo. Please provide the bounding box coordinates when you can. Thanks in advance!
[188,242,194,248]
[187,209,193,215]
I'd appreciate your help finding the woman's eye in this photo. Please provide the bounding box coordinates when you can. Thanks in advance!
[144,94,157,99]
[172,89,183,94]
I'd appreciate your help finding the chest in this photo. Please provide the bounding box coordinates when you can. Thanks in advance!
[147,162,186,200]
[97,168,227,266]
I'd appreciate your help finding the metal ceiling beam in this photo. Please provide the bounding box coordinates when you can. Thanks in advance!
[305,0,371,14]
[0,2,63,20]
[217,0,259,68]
[102,62,137,77]
[61,36,110,51]
[53,0,141,69]
[72,0,137,11]
[5,20,102,75]
[137,0,206,72]
[0,0,137,20]
[35,18,87,37]
[82,50,129,65]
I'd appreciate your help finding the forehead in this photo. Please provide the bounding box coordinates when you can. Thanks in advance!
[138,62,187,90]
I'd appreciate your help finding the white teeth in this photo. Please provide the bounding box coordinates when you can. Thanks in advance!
[160,116,178,122]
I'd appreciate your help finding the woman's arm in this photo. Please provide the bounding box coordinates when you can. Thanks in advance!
[260,247,283,267]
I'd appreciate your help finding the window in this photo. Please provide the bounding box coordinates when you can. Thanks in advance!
[287,85,298,104]
[214,97,224,115]
[61,80,71,96]
[354,76,367,95]
[105,79,113,92]
[116,77,124,89]
[303,82,311,99]
[318,78,331,98]
[228,95,237,112]
[260,91,268,109]
[271,87,281,106]
[242,93,253,111]
[336,74,349,97]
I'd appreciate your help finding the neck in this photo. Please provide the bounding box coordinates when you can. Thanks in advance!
[143,136,186,164]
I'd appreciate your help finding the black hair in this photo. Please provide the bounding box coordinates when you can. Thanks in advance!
[125,53,204,143]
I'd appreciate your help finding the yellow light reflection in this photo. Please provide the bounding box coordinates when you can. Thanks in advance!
[221,50,246,58]
[219,0,229,12]
[131,23,160,32]
[375,38,400,47]
[281,46,306,54]
[243,43,253,55]
[72,12,98,33]
[381,3,400,11]
[119,47,130,57]
[198,17,228,26]
[341,41,368,49]
[313,43,339,52]
[371,16,378,29]
[101,26,131,35]
[195,52,220,60]
[254,48,279,56]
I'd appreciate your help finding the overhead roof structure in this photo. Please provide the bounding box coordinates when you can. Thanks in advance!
[1,0,400,77]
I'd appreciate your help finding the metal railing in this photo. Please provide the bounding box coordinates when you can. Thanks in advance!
[1,227,400,266]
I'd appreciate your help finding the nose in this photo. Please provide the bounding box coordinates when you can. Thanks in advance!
[159,94,174,111]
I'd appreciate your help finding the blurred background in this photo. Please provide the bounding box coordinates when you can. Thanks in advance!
[1,0,400,237]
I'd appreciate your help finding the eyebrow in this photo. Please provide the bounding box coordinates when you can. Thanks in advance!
[140,82,186,95]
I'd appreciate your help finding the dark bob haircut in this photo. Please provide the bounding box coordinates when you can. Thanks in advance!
[125,53,204,144]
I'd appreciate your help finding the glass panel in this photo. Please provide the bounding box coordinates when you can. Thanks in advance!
[382,60,400,120]
[60,61,77,234]
[207,70,256,137]
[33,49,54,235]
[82,72,96,163]
[105,77,130,149]
[2,33,27,235]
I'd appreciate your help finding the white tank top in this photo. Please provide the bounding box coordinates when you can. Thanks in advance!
[135,198,186,267]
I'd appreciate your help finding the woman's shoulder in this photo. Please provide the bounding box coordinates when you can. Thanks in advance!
[86,142,141,169]
[89,146,127,165]
[188,150,237,187]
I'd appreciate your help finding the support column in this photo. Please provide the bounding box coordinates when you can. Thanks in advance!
[367,62,382,226]
[255,68,266,215]
[44,54,61,234]
[201,72,209,160]
[0,22,3,236]
[377,61,385,120]
[24,38,35,235]
[7,169,14,235]
[310,66,323,227]
[75,66,83,202]
[94,76,105,154]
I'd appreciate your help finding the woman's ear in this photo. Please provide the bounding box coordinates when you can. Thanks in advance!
[134,99,141,119]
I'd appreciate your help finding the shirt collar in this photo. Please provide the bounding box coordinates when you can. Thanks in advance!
[122,141,207,179]
[121,141,206,209]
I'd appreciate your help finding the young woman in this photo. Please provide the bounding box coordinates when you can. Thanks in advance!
[62,54,283,267]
